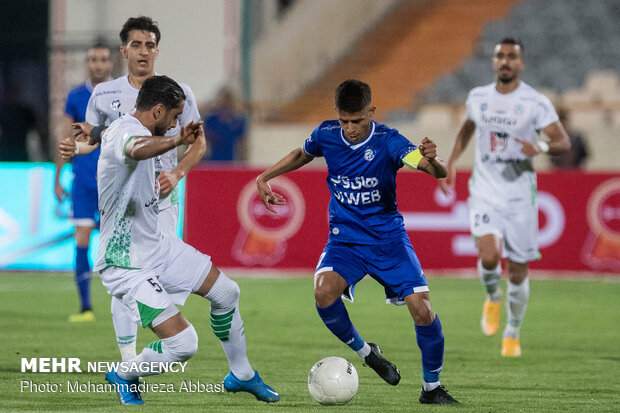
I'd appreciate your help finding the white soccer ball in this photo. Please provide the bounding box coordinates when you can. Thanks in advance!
[308,356,358,405]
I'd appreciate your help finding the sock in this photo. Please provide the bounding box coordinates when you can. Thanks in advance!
[316,298,366,355]
[206,272,254,381]
[75,246,92,311]
[117,325,198,380]
[478,259,502,301]
[111,297,138,361]
[504,278,530,339]
[415,316,444,383]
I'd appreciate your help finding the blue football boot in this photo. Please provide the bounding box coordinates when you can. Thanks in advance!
[105,370,144,405]
[223,370,280,402]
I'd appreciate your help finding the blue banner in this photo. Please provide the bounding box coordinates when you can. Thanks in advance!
[0,162,184,271]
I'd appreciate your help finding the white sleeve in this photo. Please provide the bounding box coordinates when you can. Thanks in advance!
[533,93,559,130]
[85,87,103,126]
[465,90,474,121]
[179,84,201,125]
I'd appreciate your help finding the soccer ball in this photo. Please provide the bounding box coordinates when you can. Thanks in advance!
[308,356,358,405]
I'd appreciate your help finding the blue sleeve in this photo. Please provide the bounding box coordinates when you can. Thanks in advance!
[387,131,417,168]
[303,125,323,157]
[64,91,78,120]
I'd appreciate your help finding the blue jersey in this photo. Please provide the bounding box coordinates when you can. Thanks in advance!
[65,81,100,191]
[304,120,417,244]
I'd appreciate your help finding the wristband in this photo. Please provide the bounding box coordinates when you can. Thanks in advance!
[91,125,106,144]
[74,143,80,155]
[536,141,550,153]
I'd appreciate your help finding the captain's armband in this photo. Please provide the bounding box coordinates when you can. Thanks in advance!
[403,149,423,170]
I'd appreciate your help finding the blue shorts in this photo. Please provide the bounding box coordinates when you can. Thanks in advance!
[315,233,429,305]
[71,182,99,228]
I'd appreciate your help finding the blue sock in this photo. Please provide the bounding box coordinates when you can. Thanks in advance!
[75,246,92,312]
[415,315,444,383]
[316,298,364,351]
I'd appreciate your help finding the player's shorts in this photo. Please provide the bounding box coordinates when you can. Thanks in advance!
[468,196,539,263]
[99,234,212,327]
[70,182,99,227]
[158,204,179,237]
[314,232,429,306]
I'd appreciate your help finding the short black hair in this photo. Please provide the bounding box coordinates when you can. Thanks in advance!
[335,79,371,113]
[120,16,161,45]
[90,38,110,53]
[497,37,524,54]
[135,75,185,111]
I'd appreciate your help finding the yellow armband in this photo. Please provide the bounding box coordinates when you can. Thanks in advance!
[403,149,423,170]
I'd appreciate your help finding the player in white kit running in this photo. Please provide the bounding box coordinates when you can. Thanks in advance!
[439,38,570,357]
[98,75,278,405]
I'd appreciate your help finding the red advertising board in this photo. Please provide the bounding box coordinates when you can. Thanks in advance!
[185,167,620,274]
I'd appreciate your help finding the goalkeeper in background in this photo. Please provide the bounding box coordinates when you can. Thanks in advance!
[257,79,457,405]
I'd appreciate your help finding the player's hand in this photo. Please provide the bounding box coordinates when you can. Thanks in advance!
[72,123,96,145]
[59,136,77,160]
[256,179,286,214]
[419,137,437,161]
[177,121,204,146]
[514,137,539,157]
[438,162,456,195]
[158,171,180,196]
[54,182,68,202]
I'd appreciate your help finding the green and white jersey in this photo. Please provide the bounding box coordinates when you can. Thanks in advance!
[94,114,162,272]
[466,81,558,208]
[85,75,200,209]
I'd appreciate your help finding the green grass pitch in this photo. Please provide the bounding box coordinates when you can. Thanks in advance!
[1,271,618,412]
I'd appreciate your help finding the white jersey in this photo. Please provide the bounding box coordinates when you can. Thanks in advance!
[466,81,558,209]
[85,75,200,209]
[94,114,162,272]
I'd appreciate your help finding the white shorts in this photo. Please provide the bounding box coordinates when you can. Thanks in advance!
[158,204,179,237]
[468,197,539,263]
[100,234,212,327]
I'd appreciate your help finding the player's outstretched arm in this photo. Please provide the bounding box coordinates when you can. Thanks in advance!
[515,121,571,157]
[438,119,475,194]
[126,121,203,161]
[160,124,207,195]
[416,137,448,179]
[256,147,314,213]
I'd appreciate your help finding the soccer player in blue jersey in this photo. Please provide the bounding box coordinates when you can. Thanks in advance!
[54,42,112,322]
[256,79,458,404]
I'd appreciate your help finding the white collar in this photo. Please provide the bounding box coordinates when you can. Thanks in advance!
[340,121,376,150]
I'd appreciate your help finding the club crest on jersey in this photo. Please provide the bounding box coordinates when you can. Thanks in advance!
[490,131,509,152]
[514,104,523,114]
[364,148,375,161]
[111,99,121,111]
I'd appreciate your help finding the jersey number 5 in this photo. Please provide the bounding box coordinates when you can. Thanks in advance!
[147,277,163,293]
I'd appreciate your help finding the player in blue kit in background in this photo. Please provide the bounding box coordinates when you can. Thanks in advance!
[256,79,458,404]
[54,42,113,322]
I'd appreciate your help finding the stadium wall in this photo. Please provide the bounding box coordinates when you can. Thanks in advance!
[250,0,402,106]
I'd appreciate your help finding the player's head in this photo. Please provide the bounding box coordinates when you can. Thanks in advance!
[135,75,185,135]
[493,37,524,84]
[334,79,376,144]
[119,16,160,77]
[86,41,112,84]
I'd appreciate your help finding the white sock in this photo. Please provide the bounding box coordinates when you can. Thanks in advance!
[355,343,371,358]
[423,381,440,391]
[504,278,530,339]
[111,296,138,361]
[118,325,198,380]
[205,272,254,381]
[478,259,502,301]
